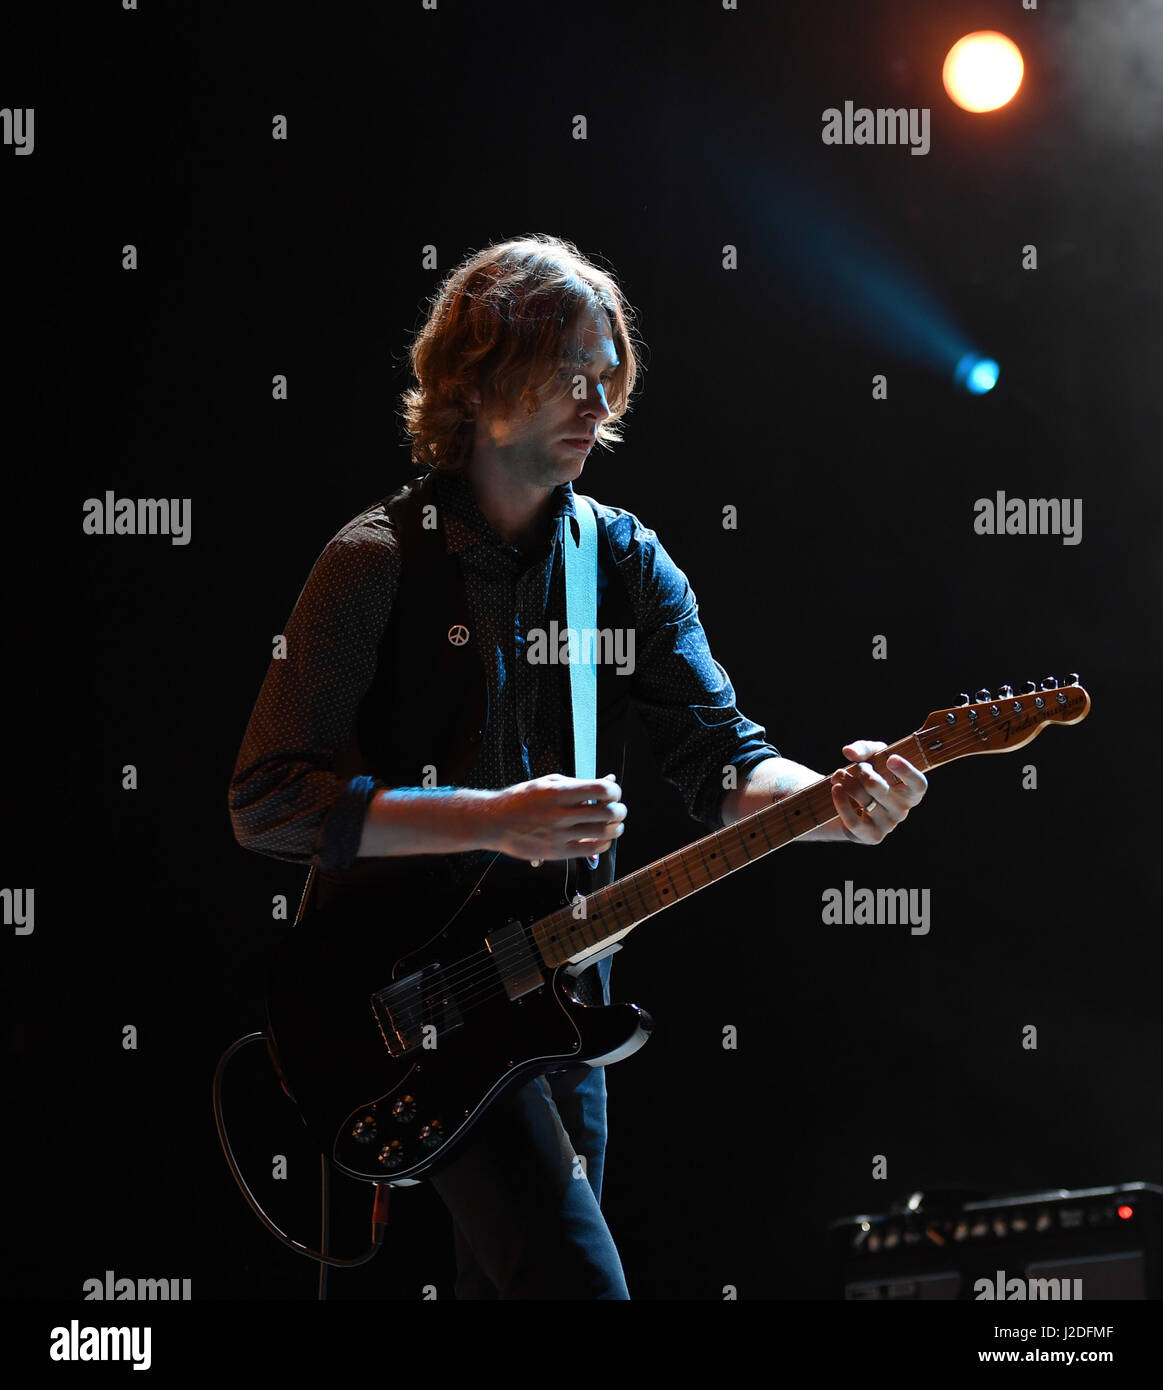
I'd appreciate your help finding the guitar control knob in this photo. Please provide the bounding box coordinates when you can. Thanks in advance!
[999,685,1013,698]
[391,1095,417,1124]
[1041,676,1057,690]
[351,1113,377,1144]
[419,1120,445,1150]
[377,1140,405,1170]
[975,689,991,702]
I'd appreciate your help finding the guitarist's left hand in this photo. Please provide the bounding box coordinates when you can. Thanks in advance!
[830,741,928,845]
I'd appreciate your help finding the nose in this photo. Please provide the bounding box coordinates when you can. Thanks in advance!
[578,380,612,426]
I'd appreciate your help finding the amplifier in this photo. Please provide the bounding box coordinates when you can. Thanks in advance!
[828,1182,1163,1300]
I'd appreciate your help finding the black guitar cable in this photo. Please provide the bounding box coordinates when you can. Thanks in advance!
[212,1030,390,1295]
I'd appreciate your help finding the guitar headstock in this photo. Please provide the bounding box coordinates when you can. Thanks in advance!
[916,675,1090,767]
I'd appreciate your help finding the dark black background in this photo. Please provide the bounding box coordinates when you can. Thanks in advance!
[4,0,1160,1325]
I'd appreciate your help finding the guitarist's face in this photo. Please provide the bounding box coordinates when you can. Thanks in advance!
[466,307,620,491]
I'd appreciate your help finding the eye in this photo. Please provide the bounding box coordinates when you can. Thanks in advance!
[555,367,615,391]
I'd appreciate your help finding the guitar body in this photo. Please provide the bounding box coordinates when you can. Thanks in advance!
[266,857,653,1185]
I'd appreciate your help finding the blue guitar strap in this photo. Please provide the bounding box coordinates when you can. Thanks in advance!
[563,491,600,869]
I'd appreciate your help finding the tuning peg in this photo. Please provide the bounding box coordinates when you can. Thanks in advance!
[1025,680,1037,693]
[1041,676,1057,690]
[999,684,1013,698]
[1066,671,1079,685]
[959,692,971,706]
[975,689,991,702]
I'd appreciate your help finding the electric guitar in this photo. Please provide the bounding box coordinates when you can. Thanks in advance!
[265,678,1091,1185]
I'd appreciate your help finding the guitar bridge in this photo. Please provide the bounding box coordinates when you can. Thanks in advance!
[371,965,464,1058]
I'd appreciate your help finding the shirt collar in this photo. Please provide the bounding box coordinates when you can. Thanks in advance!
[431,466,579,555]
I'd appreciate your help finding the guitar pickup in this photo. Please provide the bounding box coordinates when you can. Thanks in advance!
[485,921,544,1001]
[371,964,464,1058]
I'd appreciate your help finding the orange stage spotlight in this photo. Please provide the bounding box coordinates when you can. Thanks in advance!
[942,31,1024,113]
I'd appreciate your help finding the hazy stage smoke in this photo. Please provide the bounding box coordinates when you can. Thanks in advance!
[1054,0,1163,146]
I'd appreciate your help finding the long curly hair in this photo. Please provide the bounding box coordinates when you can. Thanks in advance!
[400,234,644,472]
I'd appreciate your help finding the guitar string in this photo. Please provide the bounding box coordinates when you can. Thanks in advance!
[379,700,1084,1030]
[400,701,1082,1011]
[418,703,1077,998]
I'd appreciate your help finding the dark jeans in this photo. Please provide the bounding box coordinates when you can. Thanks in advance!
[428,954,630,1299]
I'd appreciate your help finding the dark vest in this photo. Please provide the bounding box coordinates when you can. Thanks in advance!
[304,470,634,919]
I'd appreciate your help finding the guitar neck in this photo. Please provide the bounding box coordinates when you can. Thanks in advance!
[530,734,922,969]
[530,677,1091,969]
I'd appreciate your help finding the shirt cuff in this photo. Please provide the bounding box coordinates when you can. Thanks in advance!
[711,747,782,827]
[313,774,381,870]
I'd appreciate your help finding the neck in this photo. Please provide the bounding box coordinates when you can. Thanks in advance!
[462,456,561,549]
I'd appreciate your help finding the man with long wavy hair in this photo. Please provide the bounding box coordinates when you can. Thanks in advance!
[229,233,928,1299]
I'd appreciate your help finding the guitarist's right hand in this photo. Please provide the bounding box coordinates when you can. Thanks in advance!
[484,772,626,863]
